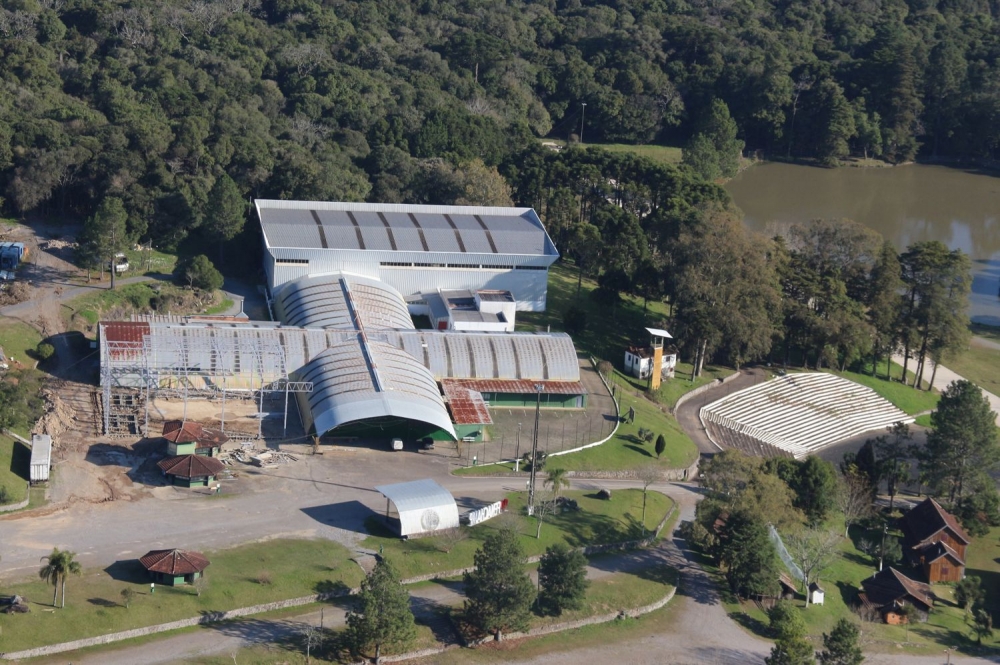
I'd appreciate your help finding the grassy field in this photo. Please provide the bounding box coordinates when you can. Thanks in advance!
[540,140,683,165]
[0,539,364,653]
[0,321,42,365]
[0,434,29,505]
[830,366,940,415]
[186,564,677,664]
[710,519,998,655]
[943,325,1000,397]
[64,281,226,331]
[362,490,672,579]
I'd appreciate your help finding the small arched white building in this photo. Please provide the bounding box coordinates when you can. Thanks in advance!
[374,479,460,538]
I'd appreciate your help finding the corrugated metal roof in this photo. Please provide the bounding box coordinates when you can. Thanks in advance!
[256,200,556,256]
[30,434,52,466]
[297,342,456,438]
[374,479,456,515]
[274,273,412,330]
[442,378,587,396]
[442,382,493,425]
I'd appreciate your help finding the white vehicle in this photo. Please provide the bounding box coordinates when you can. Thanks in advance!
[111,253,129,274]
[390,438,404,451]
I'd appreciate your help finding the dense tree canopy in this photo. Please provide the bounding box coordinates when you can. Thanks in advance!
[6,0,1000,252]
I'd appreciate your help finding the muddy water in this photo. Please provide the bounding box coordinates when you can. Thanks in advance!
[726,162,1000,325]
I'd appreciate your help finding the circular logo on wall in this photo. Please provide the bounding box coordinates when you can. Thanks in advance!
[420,508,441,532]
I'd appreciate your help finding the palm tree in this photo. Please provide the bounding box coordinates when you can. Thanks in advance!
[39,549,64,607]
[39,548,82,608]
[544,467,571,497]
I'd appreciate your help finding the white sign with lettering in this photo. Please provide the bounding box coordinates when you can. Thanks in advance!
[467,499,507,526]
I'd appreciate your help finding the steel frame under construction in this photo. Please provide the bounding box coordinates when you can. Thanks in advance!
[99,323,312,438]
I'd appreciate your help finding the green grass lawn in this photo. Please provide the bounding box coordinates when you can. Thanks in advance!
[0,434,29,505]
[540,140,683,165]
[0,321,42,366]
[944,326,1000,397]
[363,490,672,580]
[826,365,940,415]
[0,539,364,653]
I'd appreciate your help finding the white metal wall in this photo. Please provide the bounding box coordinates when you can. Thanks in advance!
[268,248,551,311]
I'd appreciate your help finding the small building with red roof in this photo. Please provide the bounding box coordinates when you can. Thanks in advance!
[139,549,210,586]
[161,420,229,457]
[157,454,225,488]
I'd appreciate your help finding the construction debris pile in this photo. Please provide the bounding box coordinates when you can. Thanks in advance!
[221,446,299,468]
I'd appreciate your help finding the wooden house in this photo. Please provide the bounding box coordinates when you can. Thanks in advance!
[858,567,934,624]
[899,498,970,583]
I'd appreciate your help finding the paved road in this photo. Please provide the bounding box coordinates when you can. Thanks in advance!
[673,368,768,455]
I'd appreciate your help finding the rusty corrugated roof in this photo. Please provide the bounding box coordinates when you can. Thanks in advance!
[441,378,586,396]
[441,382,492,425]
[162,421,230,446]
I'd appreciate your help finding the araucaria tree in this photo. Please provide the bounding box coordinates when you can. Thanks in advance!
[766,602,816,665]
[719,510,781,598]
[536,543,589,616]
[346,557,416,663]
[463,526,535,641]
[919,380,999,505]
[204,172,245,266]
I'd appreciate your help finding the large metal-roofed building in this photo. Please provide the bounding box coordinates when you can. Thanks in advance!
[256,200,559,311]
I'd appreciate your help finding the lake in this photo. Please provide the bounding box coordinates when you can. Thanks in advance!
[725,162,1000,325]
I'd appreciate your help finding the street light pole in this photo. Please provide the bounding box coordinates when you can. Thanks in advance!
[527,384,544,516]
[579,103,587,144]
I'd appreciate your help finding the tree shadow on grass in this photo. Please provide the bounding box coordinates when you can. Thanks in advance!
[836,580,859,609]
[729,609,770,637]
[87,597,119,608]
[104,560,149,584]
[624,444,653,457]
[314,580,352,597]
[410,595,458,644]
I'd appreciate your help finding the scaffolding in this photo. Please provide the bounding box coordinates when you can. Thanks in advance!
[99,325,312,438]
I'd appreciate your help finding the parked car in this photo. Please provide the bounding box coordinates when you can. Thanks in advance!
[390,438,403,451]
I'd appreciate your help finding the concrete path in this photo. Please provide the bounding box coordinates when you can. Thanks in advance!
[893,353,1000,426]
[673,368,769,455]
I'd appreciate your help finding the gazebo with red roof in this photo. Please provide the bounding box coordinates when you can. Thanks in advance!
[139,549,210,586]
[157,454,226,488]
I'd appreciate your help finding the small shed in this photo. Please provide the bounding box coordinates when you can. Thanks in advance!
[29,434,52,483]
[374,479,460,538]
[809,582,825,606]
[157,454,225,487]
[139,549,210,586]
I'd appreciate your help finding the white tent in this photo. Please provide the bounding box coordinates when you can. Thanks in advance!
[374,479,460,537]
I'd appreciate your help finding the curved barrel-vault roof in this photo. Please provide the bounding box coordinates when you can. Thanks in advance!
[296,340,456,439]
[274,273,413,330]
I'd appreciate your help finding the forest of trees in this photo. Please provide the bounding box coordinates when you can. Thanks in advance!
[4,0,1000,247]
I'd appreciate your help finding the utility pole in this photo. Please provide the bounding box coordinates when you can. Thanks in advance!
[527,384,544,515]
[579,103,587,144]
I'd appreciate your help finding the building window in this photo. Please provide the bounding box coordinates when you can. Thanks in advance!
[515,265,547,270]
[275,258,309,266]
[380,261,413,267]
[481,264,514,270]
[413,262,447,268]
[941,566,950,577]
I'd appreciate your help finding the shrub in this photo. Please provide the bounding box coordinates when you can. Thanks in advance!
[35,342,55,361]
[176,255,224,291]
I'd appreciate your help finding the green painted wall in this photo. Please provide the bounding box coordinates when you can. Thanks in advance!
[481,393,586,408]
[168,441,196,456]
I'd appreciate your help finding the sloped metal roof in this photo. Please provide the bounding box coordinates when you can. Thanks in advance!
[256,200,556,256]
[374,479,460,537]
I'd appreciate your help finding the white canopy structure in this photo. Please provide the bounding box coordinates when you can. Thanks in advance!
[374,479,460,537]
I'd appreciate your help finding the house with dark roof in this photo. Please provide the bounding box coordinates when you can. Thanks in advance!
[157,454,225,488]
[899,498,970,583]
[859,567,935,624]
[139,549,210,586]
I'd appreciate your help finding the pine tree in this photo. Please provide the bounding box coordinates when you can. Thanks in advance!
[463,526,535,641]
[536,544,589,616]
[204,172,245,266]
[655,434,666,459]
[84,197,129,290]
[819,618,864,665]
[920,380,999,504]
[867,240,902,378]
[346,557,416,663]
